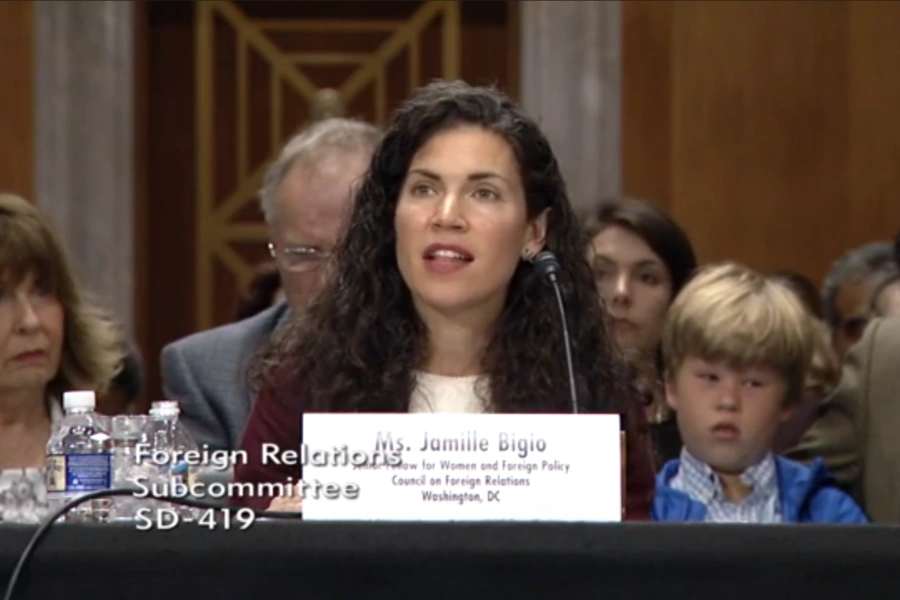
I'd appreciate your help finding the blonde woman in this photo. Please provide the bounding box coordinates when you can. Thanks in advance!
[0,193,124,523]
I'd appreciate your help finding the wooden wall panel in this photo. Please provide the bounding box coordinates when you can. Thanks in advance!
[670,1,849,281]
[846,1,900,250]
[622,1,672,208]
[145,0,197,405]
[141,1,518,401]
[133,1,151,412]
[0,1,34,199]
[623,0,900,285]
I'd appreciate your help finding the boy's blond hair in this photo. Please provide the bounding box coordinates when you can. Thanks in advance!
[662,262,814,403]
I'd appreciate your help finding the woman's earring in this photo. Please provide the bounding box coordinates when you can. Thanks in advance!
[522,249,533,262]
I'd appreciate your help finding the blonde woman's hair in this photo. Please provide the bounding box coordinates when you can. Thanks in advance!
[662,262,815,403]
[0,193,125,396]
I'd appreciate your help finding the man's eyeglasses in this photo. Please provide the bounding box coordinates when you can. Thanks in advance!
[268,243,331,273]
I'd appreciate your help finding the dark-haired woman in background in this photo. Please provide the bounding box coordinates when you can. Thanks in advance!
[769,270,825,321]
[583,199,697,465]
[235,80,656,519]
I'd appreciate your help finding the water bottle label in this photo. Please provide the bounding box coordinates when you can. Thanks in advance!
[171,460,194,489]
[65,453,112,492]
[46,455,66,492]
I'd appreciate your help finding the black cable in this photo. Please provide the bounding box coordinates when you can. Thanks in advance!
[3,488,303,600]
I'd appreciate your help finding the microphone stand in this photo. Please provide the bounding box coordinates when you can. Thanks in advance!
[533,251,580,414]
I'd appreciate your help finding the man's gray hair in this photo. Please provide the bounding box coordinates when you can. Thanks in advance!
[259,118,381,223]
[822,241,896,327]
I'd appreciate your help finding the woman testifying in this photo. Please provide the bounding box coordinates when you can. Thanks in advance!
[234,80,655,519]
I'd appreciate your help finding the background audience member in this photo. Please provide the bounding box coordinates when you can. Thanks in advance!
[769,270,825,320]
[786,227,900,523]
[653,262,866,524]
[785,314,900,522]
[234,262,283,322]
[822,242,896,360]
[235,81,656,518]
[0,194,124,523]
[767,274,840,452]
[160,119,381,451]
[583,198,697,465]
[870,274,900,318]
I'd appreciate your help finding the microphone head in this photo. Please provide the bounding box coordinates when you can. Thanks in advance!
[533,251,561,282]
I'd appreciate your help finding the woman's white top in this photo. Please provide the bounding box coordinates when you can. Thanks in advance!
[0,400,62,524]
[408,372,488,413]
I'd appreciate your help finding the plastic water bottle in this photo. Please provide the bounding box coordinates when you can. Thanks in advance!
[45,391,113,523]
[140,401,200,519]
[110,415,157,521]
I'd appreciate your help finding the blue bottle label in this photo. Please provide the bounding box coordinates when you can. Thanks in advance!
[64,453,112,492]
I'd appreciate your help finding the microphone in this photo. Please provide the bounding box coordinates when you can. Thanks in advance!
[533,251,579,414]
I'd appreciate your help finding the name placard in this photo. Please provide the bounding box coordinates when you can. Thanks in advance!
[301,413,621,522]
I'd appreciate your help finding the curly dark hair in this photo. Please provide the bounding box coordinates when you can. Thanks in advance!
[259,80,631,408]
[256,81,652,509]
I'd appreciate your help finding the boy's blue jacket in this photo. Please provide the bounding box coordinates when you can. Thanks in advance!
[652,455,868,523]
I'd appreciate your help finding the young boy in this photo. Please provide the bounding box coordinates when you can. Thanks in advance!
[652,262,867,523]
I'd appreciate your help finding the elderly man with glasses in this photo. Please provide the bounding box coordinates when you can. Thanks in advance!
[161,118,381,452]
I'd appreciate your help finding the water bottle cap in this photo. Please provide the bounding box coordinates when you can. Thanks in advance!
[63,390,96,410]
[150,400,180,416]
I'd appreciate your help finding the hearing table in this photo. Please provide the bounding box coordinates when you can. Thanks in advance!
[1,522,898,599]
